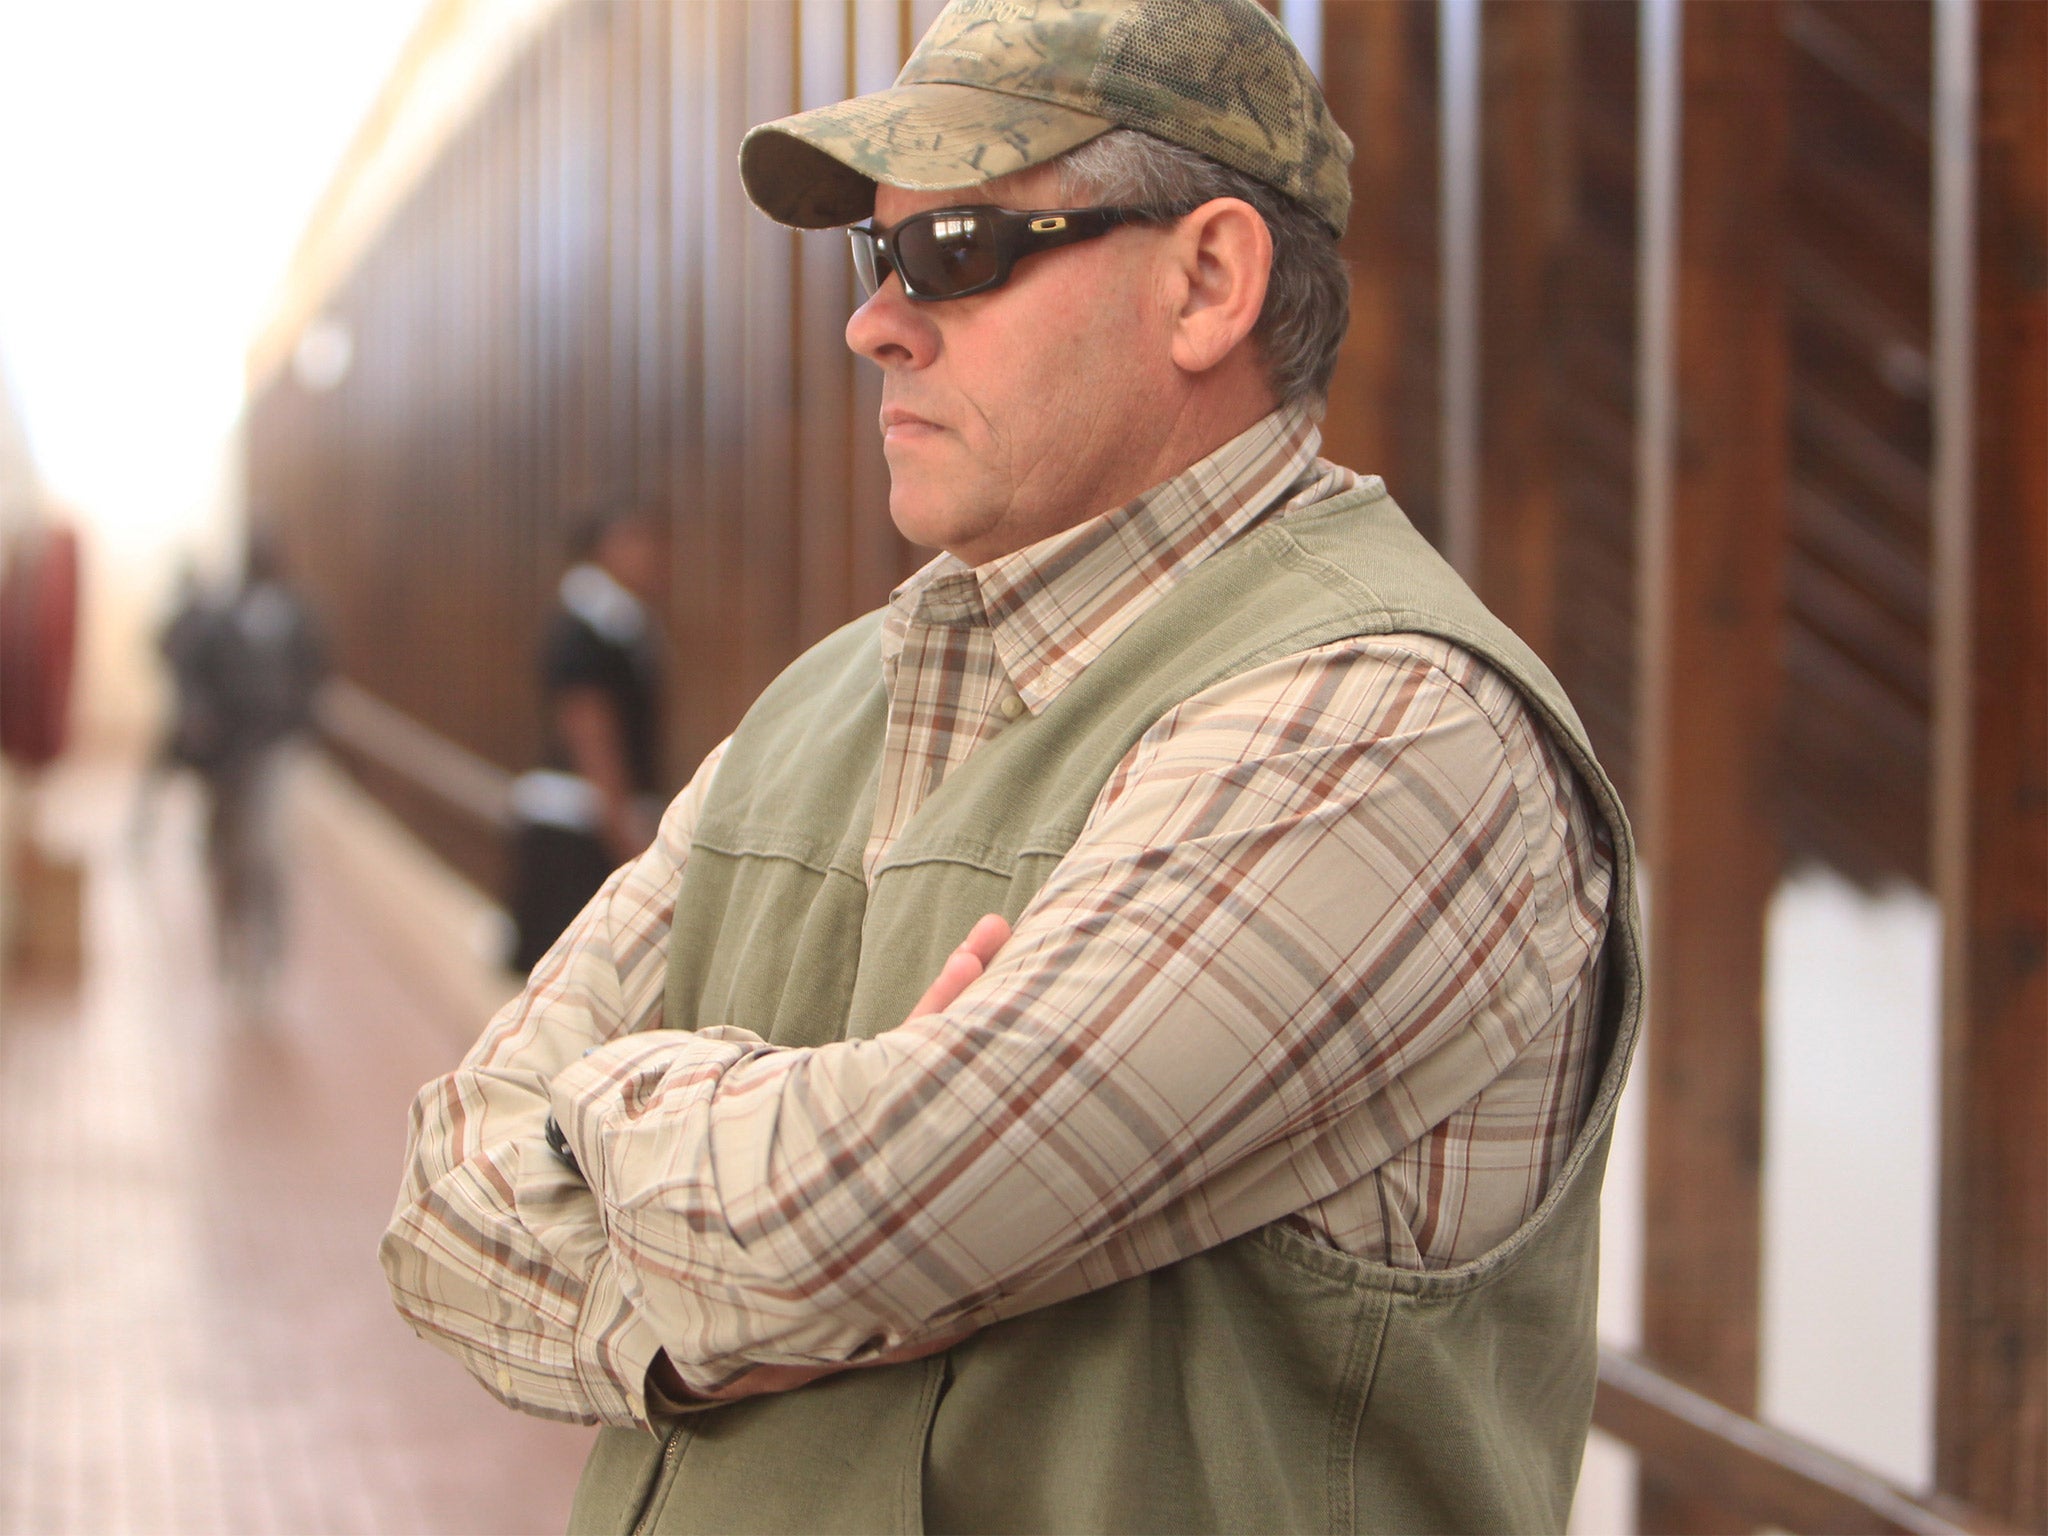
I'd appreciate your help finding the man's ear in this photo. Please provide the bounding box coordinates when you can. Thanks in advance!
[1165,197,1272,377]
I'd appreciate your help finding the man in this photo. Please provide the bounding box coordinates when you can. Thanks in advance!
[509,505,670,972]
[383,2,1643,1531]
[194,529,327,1012]
[128,561,214,850]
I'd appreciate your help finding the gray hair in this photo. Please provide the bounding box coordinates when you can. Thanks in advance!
[1050,129,1350,410]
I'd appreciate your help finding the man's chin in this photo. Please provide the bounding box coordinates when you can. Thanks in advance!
[887,503,956,555]
[888,488,991,557]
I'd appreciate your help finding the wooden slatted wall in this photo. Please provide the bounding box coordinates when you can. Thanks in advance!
[239,2,1994,892]
[247,9,2045,1523]
[1783,0,1937,888]
[249,1,936,886]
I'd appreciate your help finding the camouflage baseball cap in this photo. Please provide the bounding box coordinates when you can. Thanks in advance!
[739,0,1353,237]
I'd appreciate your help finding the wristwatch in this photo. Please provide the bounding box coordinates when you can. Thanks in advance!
[543,1114,583,1178]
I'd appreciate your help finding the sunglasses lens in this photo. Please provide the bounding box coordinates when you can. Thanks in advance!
[849,228,884,297]
[892,210,1001,297]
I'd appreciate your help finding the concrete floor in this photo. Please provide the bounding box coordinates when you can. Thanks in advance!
[0,760,591,1536]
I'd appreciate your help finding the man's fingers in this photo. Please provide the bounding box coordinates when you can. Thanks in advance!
[906,915,1013,1019]
[908,949,983,1019]
[959,913,1012,967]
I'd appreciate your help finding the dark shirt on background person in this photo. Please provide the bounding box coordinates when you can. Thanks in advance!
[509,511,668,972]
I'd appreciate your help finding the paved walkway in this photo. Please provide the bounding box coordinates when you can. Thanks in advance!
[1,760,592,1535]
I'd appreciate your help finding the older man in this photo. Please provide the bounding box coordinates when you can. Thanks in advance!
[382,2,1643,1531]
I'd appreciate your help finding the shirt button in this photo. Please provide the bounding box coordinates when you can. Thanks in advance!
[998,695,1025,721]
[496,1367,515,1395]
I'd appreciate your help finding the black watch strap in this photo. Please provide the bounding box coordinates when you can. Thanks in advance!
[543,1114,583,1179]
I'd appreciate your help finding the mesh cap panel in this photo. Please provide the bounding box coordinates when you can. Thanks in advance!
[1089,0,1348,231]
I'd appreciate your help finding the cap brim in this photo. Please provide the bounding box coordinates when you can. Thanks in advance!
[740,82,1114,229]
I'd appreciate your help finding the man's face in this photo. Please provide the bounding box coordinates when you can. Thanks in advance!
[846,167,1182,567]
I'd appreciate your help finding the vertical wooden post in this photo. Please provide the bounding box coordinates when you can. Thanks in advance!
[794,0,857,643]
[1438,0,1480,579]
[740,0,801,706]
[1317,0,1392,472]
[667,0,723,764]
[848,0,917,606]
[1474,0,1572,664]
[634,1,672,522]
[1319,0,1436,516]
[1634,2,1789,1531]
[1932,0,2048,1525]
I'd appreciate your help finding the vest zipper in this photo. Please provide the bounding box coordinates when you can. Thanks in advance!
[629,1424,685,1536]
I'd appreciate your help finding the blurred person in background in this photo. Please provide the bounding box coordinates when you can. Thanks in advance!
[508,504,669,972]
[127,559,217,849]
[194,528,327,1013]
[385,2,1642,1531]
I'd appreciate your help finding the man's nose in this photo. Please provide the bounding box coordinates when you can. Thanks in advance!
[845,277,938,370]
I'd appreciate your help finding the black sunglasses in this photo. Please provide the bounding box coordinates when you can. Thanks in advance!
[848,203,1181,302]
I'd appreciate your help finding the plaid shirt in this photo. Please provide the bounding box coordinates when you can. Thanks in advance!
[383,404,1614,1427]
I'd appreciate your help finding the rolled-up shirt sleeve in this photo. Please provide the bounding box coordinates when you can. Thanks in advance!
[545,640,1609,1400]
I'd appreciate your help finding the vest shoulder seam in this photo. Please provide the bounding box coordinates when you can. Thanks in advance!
[1263,517,1396,616]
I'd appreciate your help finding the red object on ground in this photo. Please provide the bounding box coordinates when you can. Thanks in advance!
[0,524,81,767]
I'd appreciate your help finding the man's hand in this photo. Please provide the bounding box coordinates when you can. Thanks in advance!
[907,913,1011,1020]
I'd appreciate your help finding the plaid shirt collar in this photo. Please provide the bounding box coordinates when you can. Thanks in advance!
[882,401,1326,712]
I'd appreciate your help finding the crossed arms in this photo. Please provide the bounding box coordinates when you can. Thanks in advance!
[380,637,1609,1426]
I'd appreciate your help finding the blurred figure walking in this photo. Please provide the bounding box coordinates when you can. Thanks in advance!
[508,505,668,973]
[128,561,219,849]
[193,531,328,1011]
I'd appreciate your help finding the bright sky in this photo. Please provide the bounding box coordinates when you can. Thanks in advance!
[0,0,429,547]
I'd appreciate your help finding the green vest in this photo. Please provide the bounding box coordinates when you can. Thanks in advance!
[570,484,1643,1535]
